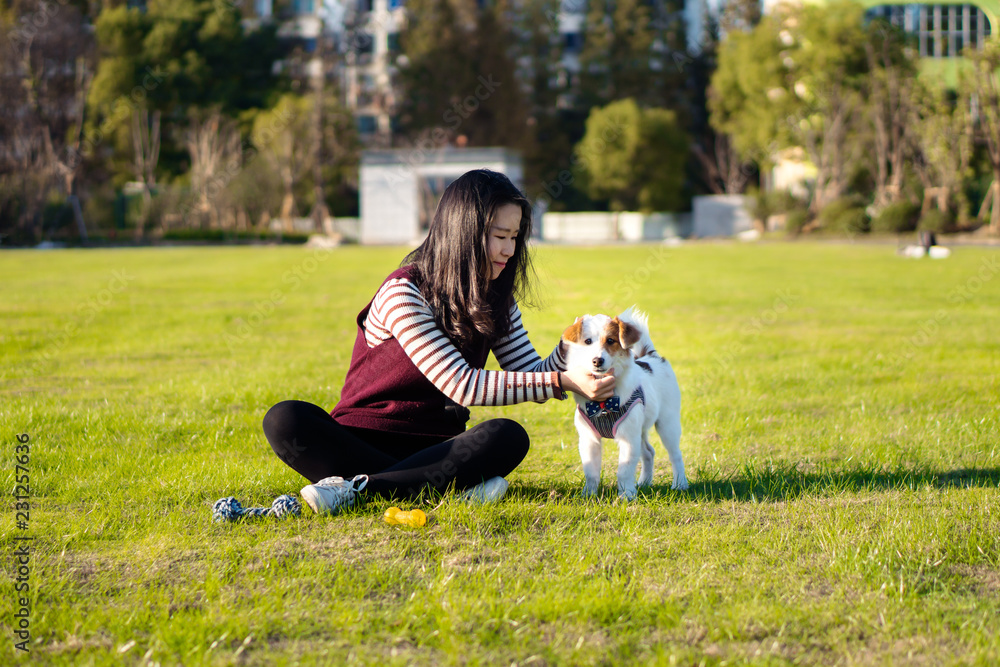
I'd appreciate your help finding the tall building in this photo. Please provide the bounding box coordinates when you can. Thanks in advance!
[686,0,724,53]
[244,1,404,146]
[762,1,997,57]
[240,0,327,82]
[341,0,406,146]
[245,1,692,144]
[863,3,994,58]
[755,0,998,196]
[339,0,587,143]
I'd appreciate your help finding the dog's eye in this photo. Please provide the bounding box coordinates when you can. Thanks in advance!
[606,337,615,345]
[584,338,592,345]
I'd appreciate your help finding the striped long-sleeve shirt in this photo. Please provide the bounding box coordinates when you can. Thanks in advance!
[365,276,567,407]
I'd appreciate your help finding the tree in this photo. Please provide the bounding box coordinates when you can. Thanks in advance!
[0,0,94,242]
[87,0,282,184]
[315,83,363,220]
[511,0,564,118]
[690,132,755,195]
[689,5,762,195]
[396,0,526,149]
[183,110,240,230]
[717,0,761,36]
[578,0,685,110]
[163,77,359,233]
[708,13,789,177]
[710,1,870,212]
[251,94,315,230]
[864,19,917,210]
[131,109,161,238]
[462,1,529,148]
[395,0,470,142]
[574,98,687,212]
[508,0,568,200]
[909,81,973,222]
[966,39,1000,233]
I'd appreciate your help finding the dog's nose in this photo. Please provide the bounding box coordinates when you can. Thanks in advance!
[592,357,603,368]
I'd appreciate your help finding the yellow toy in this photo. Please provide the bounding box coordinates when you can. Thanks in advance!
[383,506,427,527]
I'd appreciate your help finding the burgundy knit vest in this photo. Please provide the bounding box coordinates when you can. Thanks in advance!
[330,266,489,438]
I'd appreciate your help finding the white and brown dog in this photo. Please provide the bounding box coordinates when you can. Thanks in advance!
[561,307,687,499]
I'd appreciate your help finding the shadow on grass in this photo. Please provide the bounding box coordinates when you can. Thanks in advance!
[514,463,1000,504]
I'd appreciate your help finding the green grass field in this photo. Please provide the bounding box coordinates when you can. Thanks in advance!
[2,241,999,666]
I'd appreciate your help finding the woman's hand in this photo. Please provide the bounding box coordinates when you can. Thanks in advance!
[559,368,616,401]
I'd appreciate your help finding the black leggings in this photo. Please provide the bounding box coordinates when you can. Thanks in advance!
[263,400,530,499]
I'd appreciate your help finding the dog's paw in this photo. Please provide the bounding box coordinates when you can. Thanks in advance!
[671,476,689,491]
[617,484,638,501]
[582,480,600,497]
[637,471,654,488]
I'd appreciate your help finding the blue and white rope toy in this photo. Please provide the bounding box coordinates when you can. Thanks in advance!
[212,494,301,522]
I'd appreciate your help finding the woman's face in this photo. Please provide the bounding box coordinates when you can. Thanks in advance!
[487,203,521,280]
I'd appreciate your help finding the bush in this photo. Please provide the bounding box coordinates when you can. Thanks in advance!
[82,187,117,232]
[745,187,770,224]
[872,201,920,233]
[159,229,310,244]
[817,196,870,235]
[747,188,802,228]
[918,209,954,234]
[41,196,75,236]
[785,209,811,236]
[768,189,801,214]
[836,207,871,234]
[575,98,687,212]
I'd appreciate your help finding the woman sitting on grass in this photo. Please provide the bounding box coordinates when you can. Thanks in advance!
[263,169,615,515]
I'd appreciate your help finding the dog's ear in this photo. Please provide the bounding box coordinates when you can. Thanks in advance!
[562,317,583,344]
[613,317,641,349]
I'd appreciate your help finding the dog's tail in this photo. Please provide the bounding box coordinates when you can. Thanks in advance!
[618,306,659,360]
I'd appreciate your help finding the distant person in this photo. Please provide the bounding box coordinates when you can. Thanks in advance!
[263,170,615,515]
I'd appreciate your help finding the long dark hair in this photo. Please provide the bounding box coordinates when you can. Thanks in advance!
[403,169,535,349]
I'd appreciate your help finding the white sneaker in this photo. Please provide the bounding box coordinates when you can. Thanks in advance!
[462,476,509,504]
[300,474,369,516]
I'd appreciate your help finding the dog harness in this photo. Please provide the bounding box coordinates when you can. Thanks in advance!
[578,387,645,439]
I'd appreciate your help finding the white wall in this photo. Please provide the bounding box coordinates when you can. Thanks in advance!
[541,212,688,242]
[360,164,417,244]
[771,147,816,200]
[359,148,524,244]
[691,195,752,237]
